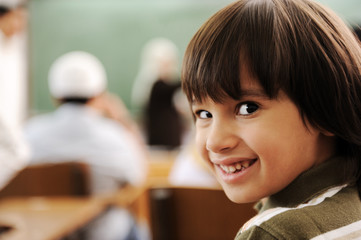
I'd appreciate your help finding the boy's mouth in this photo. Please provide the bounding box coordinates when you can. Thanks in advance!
[219,158,257,174]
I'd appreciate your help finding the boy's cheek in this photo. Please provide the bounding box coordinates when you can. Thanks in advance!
[195,130,204,150]
[195,132,210,163]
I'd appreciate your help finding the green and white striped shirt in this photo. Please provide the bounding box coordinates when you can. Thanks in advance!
[236,156,361,240]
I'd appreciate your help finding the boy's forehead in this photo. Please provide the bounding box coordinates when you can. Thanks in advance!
[239,68,268,97]
[190,85,269,105]
[187,62,270,105]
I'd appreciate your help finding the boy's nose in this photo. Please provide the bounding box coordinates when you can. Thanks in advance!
[205,121,238,153]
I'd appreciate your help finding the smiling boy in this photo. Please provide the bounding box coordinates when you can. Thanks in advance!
[182,0,361,239]
[193,65,336,204]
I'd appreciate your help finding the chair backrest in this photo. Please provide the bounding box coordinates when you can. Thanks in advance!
[0,162,90,198]
[149,186,257,240]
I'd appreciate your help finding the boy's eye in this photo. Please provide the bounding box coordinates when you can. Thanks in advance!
[238,102,259,116]
[197,110,212,119]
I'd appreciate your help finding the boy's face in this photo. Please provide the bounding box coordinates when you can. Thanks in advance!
[191,68,335,203]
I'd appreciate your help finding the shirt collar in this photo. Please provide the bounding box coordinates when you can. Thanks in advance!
[55,103,101,116]
[260,156,348,212]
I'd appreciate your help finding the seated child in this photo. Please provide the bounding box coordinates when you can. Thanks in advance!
[181,0,361,239]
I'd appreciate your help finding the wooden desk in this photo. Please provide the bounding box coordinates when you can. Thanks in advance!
[0,197,107,240]
[0,150,177,240]
[147,149,178,187]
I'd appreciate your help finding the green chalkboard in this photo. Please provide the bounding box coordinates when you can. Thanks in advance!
[28,0,361,116]
[28,0,235,116]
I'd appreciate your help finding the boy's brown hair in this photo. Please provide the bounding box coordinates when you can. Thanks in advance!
[182,0,361,195]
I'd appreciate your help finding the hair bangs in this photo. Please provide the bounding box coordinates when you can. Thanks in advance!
[182,2,247,104]
[182,0,286,105]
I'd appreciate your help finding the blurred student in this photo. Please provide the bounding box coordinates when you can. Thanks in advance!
[0,0,29,189]
[131,38,185,149]
[0,0,28,130]
[24,51,148,240]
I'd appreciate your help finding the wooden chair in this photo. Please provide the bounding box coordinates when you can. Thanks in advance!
[148,186,257,240]
[0,162,90,198]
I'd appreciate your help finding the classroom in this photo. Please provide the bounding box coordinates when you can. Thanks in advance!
[0,0,361,239]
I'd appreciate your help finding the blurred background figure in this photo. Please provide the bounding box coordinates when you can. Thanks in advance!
[131,38,186,150]
[24,51,148,240]
[0,0,30,189]
[0,0,28,130]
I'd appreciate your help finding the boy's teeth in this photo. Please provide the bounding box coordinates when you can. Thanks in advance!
[220,160,252,174]
[242,161,250,168]
[220,165,228,172]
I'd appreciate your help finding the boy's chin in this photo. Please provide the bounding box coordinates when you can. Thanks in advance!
[222,184,260,204]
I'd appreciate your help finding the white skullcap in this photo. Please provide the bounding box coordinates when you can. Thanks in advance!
[141,37,179,67]
[48,51,107,99]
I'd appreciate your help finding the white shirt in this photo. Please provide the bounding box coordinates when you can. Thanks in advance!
[0,31,28,130]
[24,103,147,240]
[0,18,30,191]
[169,143,219,188]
